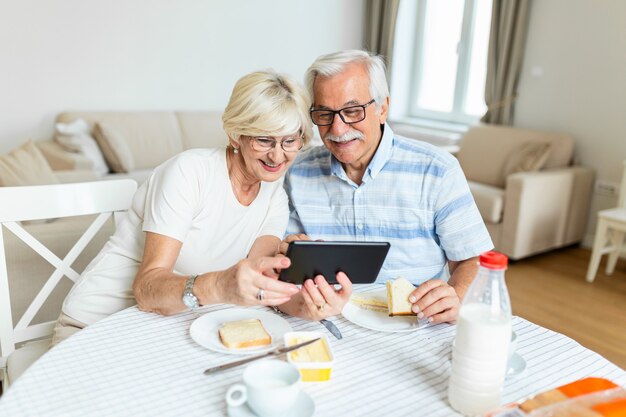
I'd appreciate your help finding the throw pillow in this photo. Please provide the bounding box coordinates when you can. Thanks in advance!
[502,142,551,182]
[0,140,60,186]
[92,122,135,173]
[55,118,109,177]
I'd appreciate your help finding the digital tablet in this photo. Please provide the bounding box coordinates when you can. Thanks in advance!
[279,241,390,285]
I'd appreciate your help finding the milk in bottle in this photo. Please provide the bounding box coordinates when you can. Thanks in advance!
[448,251,512,416]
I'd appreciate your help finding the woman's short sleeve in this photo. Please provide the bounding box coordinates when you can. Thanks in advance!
[141,152,207,242]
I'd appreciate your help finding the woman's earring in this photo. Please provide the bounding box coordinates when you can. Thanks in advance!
[233,147,239,154]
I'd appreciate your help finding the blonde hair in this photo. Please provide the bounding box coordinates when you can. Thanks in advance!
[222,70,313,145]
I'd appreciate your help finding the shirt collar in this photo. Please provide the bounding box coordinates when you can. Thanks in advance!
[329,122,395,183]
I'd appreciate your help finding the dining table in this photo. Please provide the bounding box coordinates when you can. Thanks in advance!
[1,283,625,416]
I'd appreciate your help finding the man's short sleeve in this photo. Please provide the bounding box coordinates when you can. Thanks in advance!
[434,158,493,261]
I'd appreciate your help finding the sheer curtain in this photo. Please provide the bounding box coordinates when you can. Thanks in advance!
[481,0,531,125]
[365,0,400,75]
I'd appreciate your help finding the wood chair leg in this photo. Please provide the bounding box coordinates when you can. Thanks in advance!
[587,219,609,282]
[606,230,625,275]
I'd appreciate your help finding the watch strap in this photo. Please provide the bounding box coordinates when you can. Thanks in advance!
[185,274,198,293]
[183,274,199,309]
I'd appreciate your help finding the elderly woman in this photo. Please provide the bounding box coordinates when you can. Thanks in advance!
[52,70,312,345]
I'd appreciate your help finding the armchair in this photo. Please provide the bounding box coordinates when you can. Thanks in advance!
[456,125,594,260]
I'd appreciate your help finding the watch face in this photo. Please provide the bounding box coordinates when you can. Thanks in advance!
[183,293,198,309]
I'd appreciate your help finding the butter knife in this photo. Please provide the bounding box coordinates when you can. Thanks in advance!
[203,337,320,374]
[320,319,342,340]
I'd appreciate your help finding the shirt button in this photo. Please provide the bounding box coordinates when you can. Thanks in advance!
[357,224,364,230]
[355,188,362,193]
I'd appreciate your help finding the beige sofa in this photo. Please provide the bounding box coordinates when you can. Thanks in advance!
[37,111,229,184]
[456,124,595,260]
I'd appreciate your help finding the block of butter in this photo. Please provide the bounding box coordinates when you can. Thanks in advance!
[284,331,334,382]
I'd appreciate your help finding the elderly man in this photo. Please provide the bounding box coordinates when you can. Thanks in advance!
[279,50,493,324]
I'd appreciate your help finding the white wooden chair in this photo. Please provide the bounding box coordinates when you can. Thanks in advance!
[586,160,626,282]
[0,179,137,389]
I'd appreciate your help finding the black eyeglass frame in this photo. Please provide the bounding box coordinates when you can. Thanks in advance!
[309,99,376,126]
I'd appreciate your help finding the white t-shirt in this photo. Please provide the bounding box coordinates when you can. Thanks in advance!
[63,148,289,325]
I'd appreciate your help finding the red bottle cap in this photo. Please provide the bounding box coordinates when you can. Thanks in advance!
[479,251,508,270]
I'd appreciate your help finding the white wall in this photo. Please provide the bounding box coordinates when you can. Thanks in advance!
[0,0,365,153]
[515,0,626,244]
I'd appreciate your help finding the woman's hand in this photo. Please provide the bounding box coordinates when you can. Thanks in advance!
[278,272,352,320]
[214,256,299,307]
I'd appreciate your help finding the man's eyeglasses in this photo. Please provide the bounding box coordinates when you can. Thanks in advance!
[248,135,304,152]
[309,99,376,126]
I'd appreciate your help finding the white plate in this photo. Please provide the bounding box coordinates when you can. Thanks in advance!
[342,289,428,333]
[227,390,314,417]
[190,308,292,355]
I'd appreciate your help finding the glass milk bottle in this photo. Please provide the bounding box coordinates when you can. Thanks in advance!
[448,251,512,416]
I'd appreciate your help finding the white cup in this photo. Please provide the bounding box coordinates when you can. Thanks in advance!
[225,359,301,417]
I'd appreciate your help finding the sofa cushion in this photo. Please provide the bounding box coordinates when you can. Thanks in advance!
[177,111,229,150]
[457,124,574,188]
[502,142,551,181]
[467,181,505,224]
[93,122,136,173]
[55,118,109,177]
[0,141,60,186]
[57,112,184,170]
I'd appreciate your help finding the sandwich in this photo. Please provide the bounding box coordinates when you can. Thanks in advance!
[350,292,389,313]
[218,318,271,349]
[386,277,417,317]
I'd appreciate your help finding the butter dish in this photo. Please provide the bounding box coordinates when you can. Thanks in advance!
[284,331,334,382]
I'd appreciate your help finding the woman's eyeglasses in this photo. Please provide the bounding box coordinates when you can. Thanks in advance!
[248,135,304,152]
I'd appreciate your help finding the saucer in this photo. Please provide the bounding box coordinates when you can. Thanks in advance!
[506,353,527,379]
[227,390,315,417]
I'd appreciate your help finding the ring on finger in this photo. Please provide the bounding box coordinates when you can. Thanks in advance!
[256,288,265,301]
[317,302,326,312]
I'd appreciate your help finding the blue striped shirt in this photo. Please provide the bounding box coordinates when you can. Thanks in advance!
[284,124,493,284]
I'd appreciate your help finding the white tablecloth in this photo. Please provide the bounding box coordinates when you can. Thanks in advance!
[1,284,625,416]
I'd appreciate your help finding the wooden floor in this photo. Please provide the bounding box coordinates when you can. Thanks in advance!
[507,246,626,370]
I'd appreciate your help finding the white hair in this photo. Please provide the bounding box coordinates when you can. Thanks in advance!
[305,50,389,110]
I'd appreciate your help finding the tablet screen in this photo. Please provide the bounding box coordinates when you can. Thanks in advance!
[279,241,390,285]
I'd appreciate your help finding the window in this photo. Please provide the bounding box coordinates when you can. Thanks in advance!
[390,0,492,128]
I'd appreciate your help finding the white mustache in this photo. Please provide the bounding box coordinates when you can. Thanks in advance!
[324,130,364,143]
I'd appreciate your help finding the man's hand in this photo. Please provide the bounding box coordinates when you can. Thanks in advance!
[408,279,460,324]
[407,257,480,324]
[300,272,352,320]
[277,272,352,320]
[279,233,312,255]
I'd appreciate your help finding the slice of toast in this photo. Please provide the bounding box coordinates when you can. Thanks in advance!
[350,292,389,313]
[218,318,272,349]
[386,277,417,317]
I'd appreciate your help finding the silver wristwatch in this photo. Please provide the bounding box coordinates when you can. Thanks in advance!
[182,274,199,310]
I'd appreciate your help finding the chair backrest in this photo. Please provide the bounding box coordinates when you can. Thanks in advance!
[0,179,137,367]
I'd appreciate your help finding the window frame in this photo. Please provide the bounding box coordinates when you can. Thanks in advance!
[393,0,489,127]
